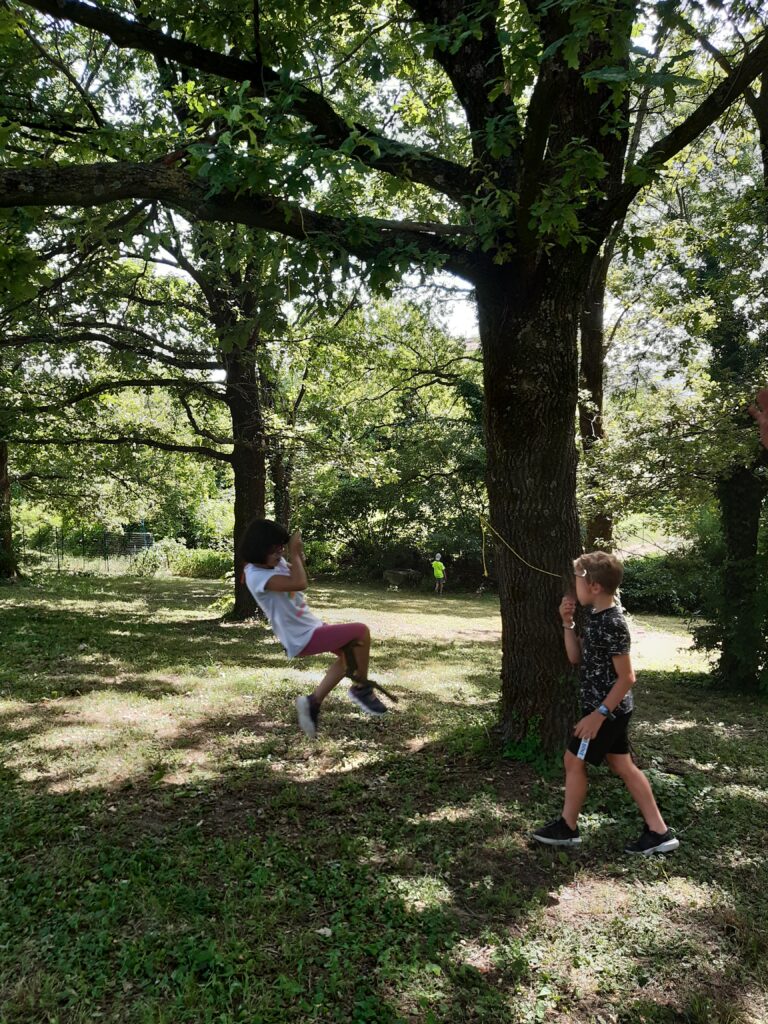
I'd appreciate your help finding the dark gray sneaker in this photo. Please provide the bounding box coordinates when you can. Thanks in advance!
[624,827,679,855]
[296,694,320,738]
[532,817,581,846]
[347,683,387,716]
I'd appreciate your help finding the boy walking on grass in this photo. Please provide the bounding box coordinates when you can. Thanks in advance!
[532,551,679,856]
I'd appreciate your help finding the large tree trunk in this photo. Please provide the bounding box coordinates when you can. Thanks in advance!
[712,74,768,690]
[477,263,583,752]
[579,253,614,551]
[224,346,267,620]
[715,462,768,691]
[0,441,17,578]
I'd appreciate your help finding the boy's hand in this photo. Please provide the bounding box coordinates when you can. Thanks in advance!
[559,595,576,626]
[573,711,605,740]
[288,530,304,560]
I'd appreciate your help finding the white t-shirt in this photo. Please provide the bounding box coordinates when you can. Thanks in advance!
[244,559,323,658]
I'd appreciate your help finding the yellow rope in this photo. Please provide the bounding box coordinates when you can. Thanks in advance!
[479,514,562,579]
[414,393,561,582]
[481,516,488,577]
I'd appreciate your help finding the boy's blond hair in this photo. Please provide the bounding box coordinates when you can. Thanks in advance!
[574,551,623,595]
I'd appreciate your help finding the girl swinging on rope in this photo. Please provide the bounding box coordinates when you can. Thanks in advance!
[240,519,395,738]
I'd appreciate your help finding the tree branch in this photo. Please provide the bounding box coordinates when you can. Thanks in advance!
[29,377,226,412]
[601,28,768,226]
[405,0,520,166]
[0,328,221,371]
[8,434,233,461]
[177,392,233,443]
[22,24,104,126]
[0,161,478,280]
[671,12,768,136]
[19,0,476,202]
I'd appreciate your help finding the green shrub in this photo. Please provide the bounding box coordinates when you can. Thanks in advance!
[172,548,230,578]
[129,545,169,577]
[128,539,228,579]
[621,550,706,615]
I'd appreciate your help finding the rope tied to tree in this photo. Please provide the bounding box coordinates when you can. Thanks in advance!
[479,514,562,579]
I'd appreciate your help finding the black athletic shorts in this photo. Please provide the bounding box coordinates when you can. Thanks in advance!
[567,711,633,766]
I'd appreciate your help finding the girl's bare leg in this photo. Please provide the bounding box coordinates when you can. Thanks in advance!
[312,656,348,703]
[342,627,371,683]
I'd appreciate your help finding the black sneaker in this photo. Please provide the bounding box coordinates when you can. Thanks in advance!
[296,694,320,738]
[347,683,387,716]
[624,827,679,855]
[532,817,581,846]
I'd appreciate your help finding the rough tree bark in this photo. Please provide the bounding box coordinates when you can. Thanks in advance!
[478,262,583,750]
[715,459,768,691]
[578,252,614,551]
[270,452,292,529]
[224,344,266,619]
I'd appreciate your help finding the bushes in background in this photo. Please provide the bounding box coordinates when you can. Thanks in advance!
[130,538,229,579]
[621,549,708,615]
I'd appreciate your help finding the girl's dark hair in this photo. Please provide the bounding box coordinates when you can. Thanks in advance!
[239,518,290,565]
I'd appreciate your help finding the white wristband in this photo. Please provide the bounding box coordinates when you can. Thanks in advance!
[563,622,575,630]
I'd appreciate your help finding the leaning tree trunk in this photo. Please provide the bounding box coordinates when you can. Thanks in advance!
[579,252,614,551]
[715,461,768,691]
[270,450,292,528]
[0,440,17,578]
[477,263,583,753]
[224,346,267,620]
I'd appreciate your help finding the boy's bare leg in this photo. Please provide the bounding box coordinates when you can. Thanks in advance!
[607,754,667,833]
[562,750,589,828]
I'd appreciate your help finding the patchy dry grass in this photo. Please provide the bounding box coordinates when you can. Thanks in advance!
[0,575,766,1023]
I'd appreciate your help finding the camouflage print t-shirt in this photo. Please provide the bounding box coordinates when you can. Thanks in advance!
[580,605,634,715]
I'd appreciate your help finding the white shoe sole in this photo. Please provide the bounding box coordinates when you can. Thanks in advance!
[532,834,581,846]
[347,689,387,716]
[296,696,317,738]
[627,837,680,856]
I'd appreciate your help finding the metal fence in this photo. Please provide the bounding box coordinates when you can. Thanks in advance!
[17,527,154,573]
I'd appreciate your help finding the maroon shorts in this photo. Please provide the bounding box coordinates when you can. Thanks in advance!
[298,622,368,657]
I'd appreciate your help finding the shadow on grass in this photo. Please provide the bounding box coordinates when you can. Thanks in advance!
[0,727,562,1024]
[0,605,501,705]
[1,710,766,1024]
[1,578,766,1023]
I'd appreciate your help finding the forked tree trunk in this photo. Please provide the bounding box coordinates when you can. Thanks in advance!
[0,440,16,578]
[715,462,768,691]
[477,263,583,752]
[225,347,267,620]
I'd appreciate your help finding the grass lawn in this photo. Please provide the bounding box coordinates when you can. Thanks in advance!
[0,575,766,1024]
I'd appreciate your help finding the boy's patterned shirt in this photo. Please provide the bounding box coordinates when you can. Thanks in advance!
[580,605,634,715]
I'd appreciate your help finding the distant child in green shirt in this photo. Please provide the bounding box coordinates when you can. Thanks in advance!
[431,553,446,595]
